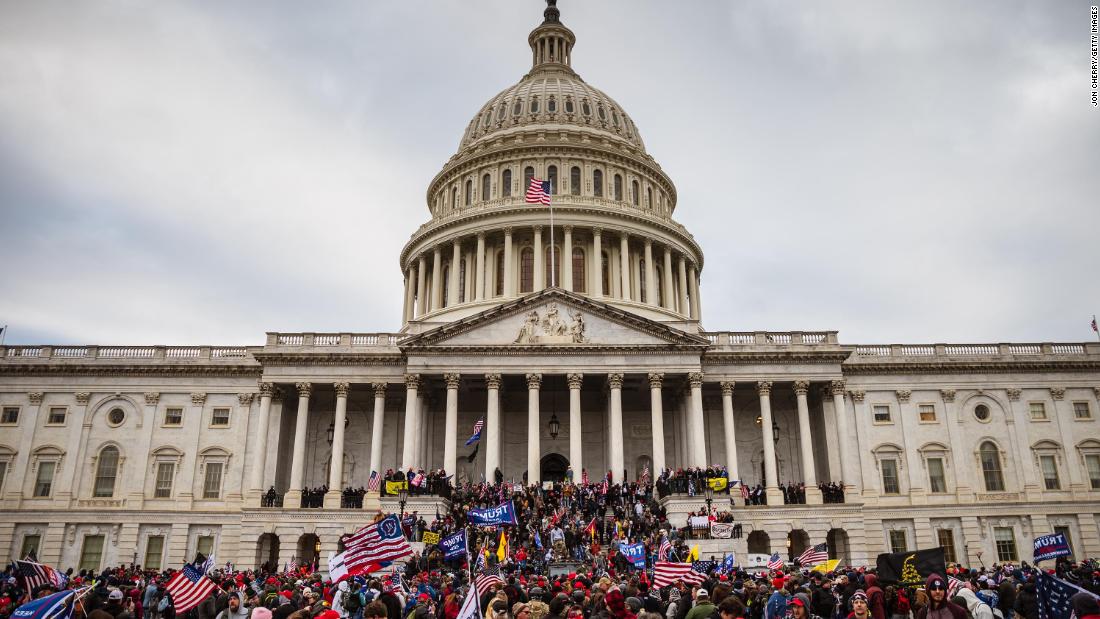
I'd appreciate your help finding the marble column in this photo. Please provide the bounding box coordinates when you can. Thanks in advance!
[431,246,443,311]
[369,383,386,486]
[250,383,275,494]
[644,239,656,306]
[567,373,584,475]
[662,246,675,311]
[485,374,502,481]
[830,380,859,496]
[416,255,428,316]
[608,373,626,482]
[688,372,708,468]
[688,264,701,320]
[503,228,515,297]
[443,373,460,477]
[757,380,782,504]
[619,234,631,301]
[401,374,419,471]
[794,380,822,504]
[534,226,545,291]
[475,232,487,301]
[286,382,312,506]
[449,240,461,307]
[562,226,573,291]
[527,373,542,484]
[677,255,689,315]
[649,373,667,474]
[592,229,603,298]
[324,382,350,508]
[402,268,415,323]
[720,381,739,483]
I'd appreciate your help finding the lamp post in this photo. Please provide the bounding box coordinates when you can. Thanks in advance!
[704,484,714,516]
[397,485,408,518]
[548,411,560,439]
[326,416,350,445]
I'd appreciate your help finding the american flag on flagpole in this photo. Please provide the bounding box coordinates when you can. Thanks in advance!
[797,543,828,566]
[658,537,672,562]
[653,561,707,587]
[344,515,413,574]
[14,560,66,596]
[474,565,505,596]
[738,481,749,501]
[465,419,484,446]
[164,564,218,614]
[525,178,551,205]
[367,471,380,492]
[766,552,784,570]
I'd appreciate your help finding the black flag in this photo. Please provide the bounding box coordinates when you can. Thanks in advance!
[466,443,479,463]
[876,547,947,585]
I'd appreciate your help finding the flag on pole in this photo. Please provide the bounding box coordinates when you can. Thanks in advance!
[10,587,84,619]
[798,543,829,566]
[367,471,380,492]
[327,551,351,583]
[455,583,482,619]
[475,565,505,596]
[496,530,508,561]
[1092,315,1098,333]
[344,515,413,574]
[812,559,842,574]
[766,552,784,570]
[1036,570,1099,619]
[686,545,700,563]
[14,561,66,596]
[658,537,672,562]
[465,419,484,446]
[652,561,707,587]
[199,553,215,574]
[739,481,749,501]
[165,564,218,615]
[585,518,597,538]
[525,178,551,205]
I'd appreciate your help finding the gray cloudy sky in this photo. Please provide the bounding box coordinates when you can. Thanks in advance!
[1,1,1097,346]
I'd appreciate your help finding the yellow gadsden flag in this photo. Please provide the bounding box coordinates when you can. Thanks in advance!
[422,531,440,546]
[496,530,508,561]
[812,559,841,574]
[385,480,408,495]
[686,544,700,563]
[707,477,728,492]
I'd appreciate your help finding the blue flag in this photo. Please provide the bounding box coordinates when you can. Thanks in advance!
[440,530,467,560]
[720,553,736,573]
[468,500,518,526]
[1037,571,1097,619]
[12,589,79,619]
[465,419,484,446]
[1033,534,1072,562]
[619,542,646,569]
[534,531,543,549]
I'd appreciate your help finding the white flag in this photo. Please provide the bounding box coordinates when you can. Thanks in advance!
[328,551,350,583]
[456,585,481,619]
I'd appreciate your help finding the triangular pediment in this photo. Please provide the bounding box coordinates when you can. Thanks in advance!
[400,288,710,351]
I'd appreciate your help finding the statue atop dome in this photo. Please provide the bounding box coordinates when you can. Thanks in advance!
[543,0,560,25]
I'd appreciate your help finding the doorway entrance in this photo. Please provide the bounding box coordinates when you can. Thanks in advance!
[540,453,569,482]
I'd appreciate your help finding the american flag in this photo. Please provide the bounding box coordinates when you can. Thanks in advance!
[766,552,784,570]
[465,419,484,446]
[1092,315,1098,333]
[165,564,218,614]
[344,515,413,574]
[475,565,505,596]
[640,466,650,485]
[525,178,551,205]
[601,479,608,495]
[797,543,828,566]
[947,576,966,599]
[739,481,749,501]
[658,537,672,562]
[367,471,380,492]
[14,560,66,596]
[653,561,707,587]
[1037,570,1098,619]
[581,469,588,485]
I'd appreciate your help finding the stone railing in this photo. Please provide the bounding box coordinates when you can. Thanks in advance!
[2,345,258,361]
[701,331,839,347]
[853,343,1096,357]
[264,332,404,349]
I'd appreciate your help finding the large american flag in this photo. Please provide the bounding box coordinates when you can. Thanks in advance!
[1037,570,1098,619]
[653,561,707,587]
[525,178,551,205]
[766,552,784,570]
[165,564,217,614]
[367,471,380,492]
[797,543,828,566]
[14,560,66,596]
[344,515,413,574]
[474,565,505,596]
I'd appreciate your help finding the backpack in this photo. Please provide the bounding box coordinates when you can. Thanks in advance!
[895,591,910,614]
[159,596,173,613]
[344,591,363,612]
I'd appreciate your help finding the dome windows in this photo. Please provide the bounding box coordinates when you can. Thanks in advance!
[520,247,534,293]
[612,109,620,127]
[502,169,513,197]
[597,105,607,121]
[481,174,491,201]
[613,174,623,201]
[547,165,558,194]
[564,98,574,114]
[593,169,604,197]
[496,103,507,120]
[513,99,523,117]
[530,98,539,114]
[632,180,640,206]
[451,187,458,210]
[464,179,472,206]
[547,97,556,113]
[581,100,591,116]
[569,167,581,195]
[524,166,535,190]
[481,111,491,128]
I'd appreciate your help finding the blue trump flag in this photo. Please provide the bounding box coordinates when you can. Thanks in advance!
[468,500,518,526]
[619,542,646,569]
[440,530,468,560]
[1033,533,1072,562]
[1037,571,1097,619]
[12,589,79,619]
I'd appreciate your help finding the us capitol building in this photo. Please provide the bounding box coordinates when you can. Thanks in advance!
[2,2,1098,573]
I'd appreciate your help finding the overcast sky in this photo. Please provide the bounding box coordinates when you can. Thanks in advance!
[1,1,1097,346]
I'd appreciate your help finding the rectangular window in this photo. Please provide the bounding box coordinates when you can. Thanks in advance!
[211,408,230,427]
[881,459,900,494]
[196,535,215,557]
[144,536,165,570]
[1074,402,1092,419]
[1,407,19,424]
[928,458,947,493]
[79,535,105,571]
[47,407,67,425]
[20,534,41,560]
[873,405,892,423]
[34,461,56,497]
[0,461,7,494]
[994,527,1018,562]
[1085,454,1100,490]
[937,529,957,563]
[918,404,937,422]
[1029,402,1047,420]
[164,407,183,426]
[203,462,223,499]
[888,530,907,554]
[154,462,175,498]
[1040,455,1060,490]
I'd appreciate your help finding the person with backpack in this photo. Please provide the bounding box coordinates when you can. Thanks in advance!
[344,583,365,619]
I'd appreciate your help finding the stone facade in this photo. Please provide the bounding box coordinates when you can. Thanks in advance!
[1,3,1099,573]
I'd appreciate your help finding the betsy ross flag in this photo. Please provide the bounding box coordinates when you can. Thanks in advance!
[766,552,784,570]
[344,515,413,574]
[653,561,707,587]
[165,564,218,614]
[10,587,86,619]
[525,178,551,205]
[465,419,484,446]
[367,471,380,492]
[475,565,505,596]
[798,543,829,566]
[14,560,66,596]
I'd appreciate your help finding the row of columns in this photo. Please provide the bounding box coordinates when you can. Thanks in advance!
[401,227,702,322]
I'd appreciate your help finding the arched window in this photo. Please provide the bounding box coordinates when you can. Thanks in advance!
[495,251,505,296]
[464,180,472,206]
[524,166,535,192]
[520,247,534,293]
[646,187,652,208]
[441,265,450,308]
[980,442,1005,492]
[451,187,457,209]
[530,97,539,114]
[547,165,558,194]
[482,174,491,201]
[593,170,603,197]
[582,100,591,116]
[597,105,606,121]
[639,259,647,303]
[458,259,467,303]
[513,99,523,117]
[601,251,611,295]
[570,167,581,195]
[572,247,586,293]
[614,174,623,201]
[93,446,119,497]
[565,98,574,114]
[632,180,640,206]
[502,169,512,197]
[545,246,560,287]
[496,102,507,120]
[547,97,556,113]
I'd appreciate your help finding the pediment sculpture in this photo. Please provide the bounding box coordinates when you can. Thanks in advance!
[514,303,588,344]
